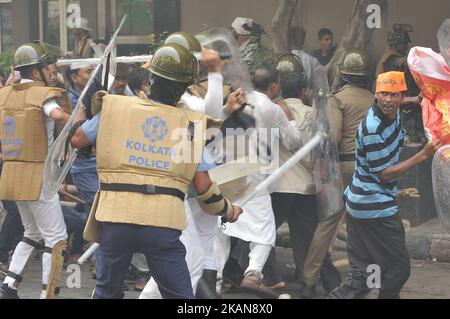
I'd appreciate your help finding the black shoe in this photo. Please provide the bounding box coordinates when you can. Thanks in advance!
[196,270,218,299]
[0,284,19,299]
[299,282,316,299]
[320,255,342,293]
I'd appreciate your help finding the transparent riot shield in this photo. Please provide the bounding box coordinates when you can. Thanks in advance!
[432,145,450,234]
[196,27,253,96]
[438,19,450,68]
[41,15,127,200]
[196,27,257,159]
[312,65,344,221]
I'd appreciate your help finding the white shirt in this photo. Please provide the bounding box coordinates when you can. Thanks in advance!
[20,79,61,147]
[246,91,304,152]
[179,72,224,118]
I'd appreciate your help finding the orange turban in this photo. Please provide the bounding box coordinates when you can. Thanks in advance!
[375,71,408,93]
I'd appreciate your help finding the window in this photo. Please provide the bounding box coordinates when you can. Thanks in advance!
[39,0,81,53]
[40,0,62,48]
[0,1,12,52]
[110,0,180,54]
[112,0,154,45]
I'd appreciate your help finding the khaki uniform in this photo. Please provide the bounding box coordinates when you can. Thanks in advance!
[326,84,374,187]
[74,36,95,58]
[303,84,373,287]
[85,95,208,242]
[0,81,70,200]
[0,80,70,299]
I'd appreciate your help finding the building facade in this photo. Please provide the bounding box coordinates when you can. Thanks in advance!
[0,0,180,55]
[1,0,449,62]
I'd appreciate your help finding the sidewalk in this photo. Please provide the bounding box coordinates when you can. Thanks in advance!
[277,217,450,263]
[405,218,450,263]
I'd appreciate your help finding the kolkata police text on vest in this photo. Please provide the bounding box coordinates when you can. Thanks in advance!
[126,139,173,170]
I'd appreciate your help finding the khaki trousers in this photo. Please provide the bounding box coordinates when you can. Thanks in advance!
[303,161,354,286]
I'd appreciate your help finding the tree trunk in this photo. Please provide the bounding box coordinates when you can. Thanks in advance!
[326,0,387,90]
[271,0,298,55]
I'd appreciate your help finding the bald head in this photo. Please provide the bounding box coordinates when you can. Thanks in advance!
[252,64,280,99]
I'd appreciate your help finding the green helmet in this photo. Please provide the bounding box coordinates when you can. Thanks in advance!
[388,23,413,46]
[150,43,198,84]
[275,54,305,76]
[38,41,64,64]
[337,48,370,76]
[14,42,46,70]
[14,41,63,70]
[164,32,202,60]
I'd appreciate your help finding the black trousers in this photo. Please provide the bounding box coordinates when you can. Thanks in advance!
[264,193,340,290]
[0,201,24,263]
[225,193,340,289]
[329,213,411,299]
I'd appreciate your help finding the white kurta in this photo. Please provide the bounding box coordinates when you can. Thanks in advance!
[220,91,304,246]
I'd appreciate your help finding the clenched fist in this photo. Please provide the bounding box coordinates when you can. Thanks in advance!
[226,205,243,223]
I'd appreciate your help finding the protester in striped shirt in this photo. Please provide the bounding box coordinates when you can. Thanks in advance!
[329,71,441,299]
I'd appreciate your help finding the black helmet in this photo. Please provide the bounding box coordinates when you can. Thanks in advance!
[388,23,413,46]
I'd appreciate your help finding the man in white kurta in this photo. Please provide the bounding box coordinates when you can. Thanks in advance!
[216,64,305,295]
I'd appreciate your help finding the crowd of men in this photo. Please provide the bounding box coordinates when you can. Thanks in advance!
[0,15,446,299]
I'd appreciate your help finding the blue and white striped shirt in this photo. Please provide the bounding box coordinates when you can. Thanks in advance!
[344,103,406,219]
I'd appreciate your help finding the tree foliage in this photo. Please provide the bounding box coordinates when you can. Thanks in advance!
[0,47,16,75]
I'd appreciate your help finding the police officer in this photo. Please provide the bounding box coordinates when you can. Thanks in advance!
[70,43,243,299]
[72,17,102,59]
[375,24,413,78]
[0,42,71,299]
[275,53,313,107]
[298,48,375,298]
[165,32,225,299]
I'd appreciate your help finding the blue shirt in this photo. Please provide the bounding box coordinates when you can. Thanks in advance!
[344,103,406,219]
[68,86,80,109]
[81,113,215,172]
[69,87,97,174]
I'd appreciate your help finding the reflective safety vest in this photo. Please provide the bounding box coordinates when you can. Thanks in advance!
[0,81,71,200]
[93,95,208,230]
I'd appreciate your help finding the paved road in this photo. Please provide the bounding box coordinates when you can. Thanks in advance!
[2,247,450,299]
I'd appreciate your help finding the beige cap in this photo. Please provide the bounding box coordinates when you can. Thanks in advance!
[231,17,253,35]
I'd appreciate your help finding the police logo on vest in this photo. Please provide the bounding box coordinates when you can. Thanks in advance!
[126,116,172,170]
[141,116,169,143]
[1,116,22,158]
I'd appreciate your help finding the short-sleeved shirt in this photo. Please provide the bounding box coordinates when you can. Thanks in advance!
[344,103,406,219]
[81,113,215,172]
